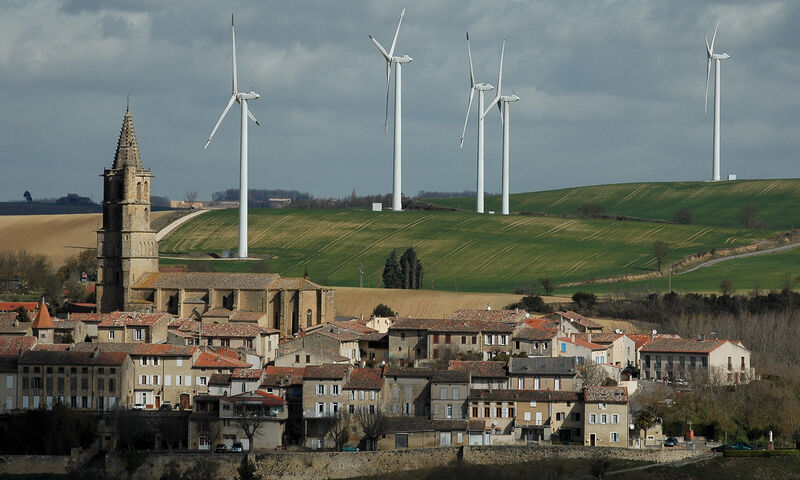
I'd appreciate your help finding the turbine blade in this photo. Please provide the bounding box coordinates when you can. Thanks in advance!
[466,32,475,88]
[247,109,261,126]
[388,8,405,59]
[385,63,391,134]
[497,37,505,98]
[705,57,711,118]
[710,22,718,55]
[482,95,500,120]
[369,35,391,62]
[232,14,238,94]
[705,34,712,58]
[460,88,475,148]
[204,94,237,149]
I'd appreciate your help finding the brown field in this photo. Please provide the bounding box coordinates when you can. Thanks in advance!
[332,287,647,333]
[0,212,173,267]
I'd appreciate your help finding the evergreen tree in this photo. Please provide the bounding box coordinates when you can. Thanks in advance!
[399,247,423,290]
[382,250,402,289]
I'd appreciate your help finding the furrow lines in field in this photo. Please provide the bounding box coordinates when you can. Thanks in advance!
[468,244,517,274]
[687,187,708,200]
[631,225,666,244]
[324,214,436,277]
[248,214,293,247]
[654,184,678,201]
[679,227,712,247]
[442,239,479,260]
[551,189,577,206]
[614,184,647,206]
[533,220,577,239]
[755,180,782,197]
[282,212,349,249]
[622,255,645,268]
[507,249,555,281]
[561,260,587,277]
[582,224,614,242]
[316,217,382,254]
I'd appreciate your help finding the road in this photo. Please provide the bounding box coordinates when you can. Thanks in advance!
[678,241,800,275]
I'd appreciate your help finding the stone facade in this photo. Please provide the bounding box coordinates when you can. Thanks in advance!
[97,108,159,313]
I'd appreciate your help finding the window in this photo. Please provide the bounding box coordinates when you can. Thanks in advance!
[109,378,115,391]
[574,413,581,421]
[295,355,300,363]
[529,401,537,407]
[741,356,746,369]
[350,390,356,400]
[316,402,325,415]
[556,412,564,421]
[400,332,406,341]
[133,329,145,341]
[433,334,439,344]
[461,336,466,345]
[610,432,620,443]
[108,330,115,340]
[331,385,340,396]
[727,357,732,370]
[176,358,182,367]
[199,377,207,386]
[97,379,104,391]
[80,378,88,390]
[502,407,508,418]
[446,404,453,418]
[485,335,493,345]
[152,375,159,385]
[306,355,311,363]
[484,407,490,418]
[445,334,451,344]
[472,406,479,417]
[524,412,531,422]
[317,385,325,395]
[598,402,606,410]
[518,378,524,390]
[471,336,477,344]
[589,414,597,424]
[435,405,441,416]
[561,342,567,353]
[554,378,561,391]
[402,403,411,415]
[141,375,147,385]
[440,388,448,400]
[392,386,399,399]
[405,386,412,400]
[453,388,460,400]
[600,414,608,424]
[611,414,619,424]
[534,378,540,389]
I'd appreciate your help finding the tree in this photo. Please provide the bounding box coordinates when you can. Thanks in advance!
[235,456,261,480]
[577,203,604,216]
[354,408,386,451]
[576,360,608,388]
[55,332,74,344]
[372,303,396,317]
[234,403,265,453]
[738,205,765,229]
[153,414,188,450]
[23,190,32,203]
[325,412,351,451]
[674,208,693,225]
[399,247,423,289]
[194,415,221,451]
[382,250,402,289]
[719,278,734,296]
[12,306,30,323]
[184,190,198,205]
[572,292,597,310]
[652,240,669,272]
[182,458,220,480]
[635,408,656,448]
[538,277,555,296]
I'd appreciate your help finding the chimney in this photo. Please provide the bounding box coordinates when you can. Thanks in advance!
[515,308,519,314]
[587,333,592,343]
[91,349,100,359]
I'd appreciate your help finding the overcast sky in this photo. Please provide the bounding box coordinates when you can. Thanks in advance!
[1,0,798,201]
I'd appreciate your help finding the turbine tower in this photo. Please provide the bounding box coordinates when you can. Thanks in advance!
[204,15,261,258]
[460,33,494,214]
[704,22,730,182]
[482,38,520,216]
[369,8,412,212]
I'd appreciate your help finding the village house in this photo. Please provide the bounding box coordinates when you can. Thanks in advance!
[430,370,470,421]
[543,311,604,334]
[507,356,580,391]
[557,334,609,365]
[378,417,469,450]
[262,366,305,444]
[382,365,433,417]
[274,346,350,368]
[302,364,352,449]
[639,337,753,384]
[583,386,629,447]
[167,320,279,366]
[96,312,171,344]
[53,318,87,344]
[511,324,558,357]
[467,389,518,440]
[278,327,361,364]
[513,390,583,444]
[16,349,135,411]
[0,312,32,337]
[575,333,636,368]
[448,361,508,390]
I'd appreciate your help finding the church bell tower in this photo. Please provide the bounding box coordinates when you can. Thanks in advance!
[96,107,159,313]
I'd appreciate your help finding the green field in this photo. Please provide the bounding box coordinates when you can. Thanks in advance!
[422,179,800,229]
[159,208,775,293]
[556,245,800,295]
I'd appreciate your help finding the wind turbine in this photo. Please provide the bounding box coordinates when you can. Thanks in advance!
[459,33,494,214]
[204,15,261,258]
[482,38,520,215]
[369,8,412,212]
[704,22,730,182]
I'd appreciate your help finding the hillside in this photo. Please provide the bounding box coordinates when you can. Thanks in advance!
[421,179,800,229]
[159,208,774,293]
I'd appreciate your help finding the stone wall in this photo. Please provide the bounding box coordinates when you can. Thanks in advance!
[0,444,98,475]
[98,445,702,480]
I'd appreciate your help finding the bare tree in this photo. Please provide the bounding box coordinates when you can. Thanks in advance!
[354,408,386,451]
[575,360,608,388]
[194,414,221,450]
[652,240,669,272]
[234,403,265,453]
[153,413,187,450]
[185,190,198,205]
[325,412,351,451]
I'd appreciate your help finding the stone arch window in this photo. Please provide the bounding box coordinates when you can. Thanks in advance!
[137,181,142,200]
[306,309,313,327]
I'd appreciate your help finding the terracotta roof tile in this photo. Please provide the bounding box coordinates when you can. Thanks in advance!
[508,357,577,375]
[448,309,529,323]
[584,386,628,403]
[208,373,231,385]
[304,364,351,380]
[19,349,129,366]
[545,311,603,329]
[260,373,302,387]
[194,323,276,338]
[193,351,251,369]
[390,318,515,334]
[0,335,36,356]
[559,336,608,351]
[640,338,729,354]
[264,366,306,378]
[344,368,383,390]
[231,368,264,380]
[448,361,507,378]
[32,303,55,329]
[0,302,38,312]
[431,370,470,383]
[0,313,30,334]
[513,324,557,341]
[469,388,580,402]
[383,366,434,378]
[97,312,172,328]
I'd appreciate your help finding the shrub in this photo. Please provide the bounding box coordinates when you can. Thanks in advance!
[572,292,597,310]
[372,303,396,317]
[674,208,693,225]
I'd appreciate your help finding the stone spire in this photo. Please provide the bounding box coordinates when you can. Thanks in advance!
[112,107,142,169]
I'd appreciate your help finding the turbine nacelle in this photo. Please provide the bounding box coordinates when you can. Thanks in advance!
[238,91,260,100]
[502,94,520,103]
[713,52,730,60]
[393,55,413,64]
[475,83,494,92]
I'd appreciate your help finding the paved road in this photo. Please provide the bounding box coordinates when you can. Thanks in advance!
[603,452,714,477]
[678,242,800,275]
[155,209,210,241]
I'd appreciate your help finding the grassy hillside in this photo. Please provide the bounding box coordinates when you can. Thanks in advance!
[556,245,800,295]
[422,179,800,229]
[159,208,773,293]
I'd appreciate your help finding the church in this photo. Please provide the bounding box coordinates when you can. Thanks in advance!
[95,108,335,338]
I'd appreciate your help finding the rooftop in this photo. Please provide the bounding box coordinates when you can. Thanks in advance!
[304,364,351,380]
[0,336,36,356]
[344,367,384,390]
[448,361,507,378]
[640,337,731,354]
[19,349,129,366]
[468,388,580,403]
[584,386,629,403]
[507,356,577,376]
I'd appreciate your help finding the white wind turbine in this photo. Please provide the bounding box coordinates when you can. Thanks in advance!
[460,33,494,214]
[705,22,730,182]
[369,8,412,212]
[482,38,520,216]
[204,15,261,258]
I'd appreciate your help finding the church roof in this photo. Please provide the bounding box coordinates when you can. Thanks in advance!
[32,302,55,330]
[112,108,142,169]
[133,272,325,291]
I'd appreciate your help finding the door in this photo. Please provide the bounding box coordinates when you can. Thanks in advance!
[155,396,160,409]
[180,393,190,410]
[469,433,483,445]
[590,433,596,447]
[395,434,408,449]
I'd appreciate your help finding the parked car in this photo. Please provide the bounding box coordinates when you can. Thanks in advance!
[132,403,145,410]
[158,403,173,411]
[712,442,752,452]
[664,437,678,447]
[231,442,244,453]
[341,445,360,452]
